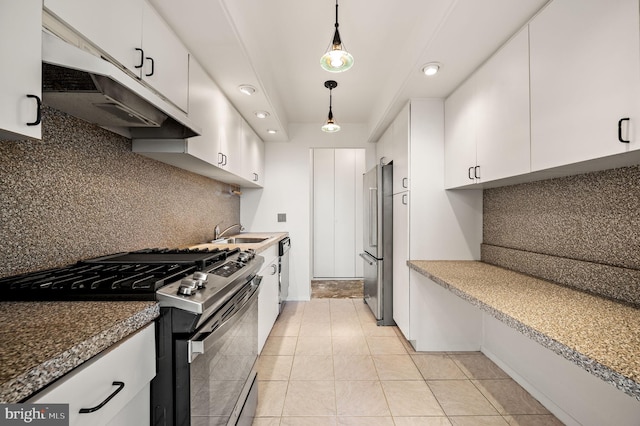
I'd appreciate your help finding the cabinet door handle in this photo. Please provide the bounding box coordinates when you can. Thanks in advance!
[474,166,480,179]
[270,264,278,275]
[253,173,259,182]
[79,381,125,413]
[26,94,41,126]
[402,177,408,188]
[223,154,228,166]
[145,57,155,77]
[468,167,474,180]
[135,48,144,69]
[402,193,408,205]
[618,118,630,143]
[218,153,227,166]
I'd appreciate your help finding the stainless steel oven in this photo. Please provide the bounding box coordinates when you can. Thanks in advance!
[178,276,260,426]
[0,246,264,426]
[154,251,264,426]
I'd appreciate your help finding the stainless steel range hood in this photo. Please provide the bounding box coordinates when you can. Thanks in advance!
[41,31,200,139]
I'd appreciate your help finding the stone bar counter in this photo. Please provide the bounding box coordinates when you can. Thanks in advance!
[408,260,640,400]
[0,301,159,403]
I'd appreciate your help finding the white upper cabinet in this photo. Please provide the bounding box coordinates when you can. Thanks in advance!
[140,2,189,111]
[529,0,640,171]
[0,0,42,140]
[444,75,478,188]
[44,0,189,111]
[44,0,143,74]
[242,121,265,186]
[376,121,394,165]
[445,27,530,188]
[475,28,530,182]
[392,103,410,194]
[132,58,265,188]
[183,59,222,167]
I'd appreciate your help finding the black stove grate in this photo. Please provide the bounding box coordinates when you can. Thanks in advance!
[0,247,240,301]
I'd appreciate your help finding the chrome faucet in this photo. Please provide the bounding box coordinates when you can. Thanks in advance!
[214,223,244,240]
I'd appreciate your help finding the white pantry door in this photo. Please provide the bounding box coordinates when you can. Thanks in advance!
[313,148,365,278]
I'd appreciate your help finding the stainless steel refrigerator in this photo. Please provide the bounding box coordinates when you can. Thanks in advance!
[360,162,394,325]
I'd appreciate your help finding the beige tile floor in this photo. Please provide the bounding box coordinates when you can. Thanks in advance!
[253,299,565,426]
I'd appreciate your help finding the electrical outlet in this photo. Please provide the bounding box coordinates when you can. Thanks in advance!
[277,213,286,223]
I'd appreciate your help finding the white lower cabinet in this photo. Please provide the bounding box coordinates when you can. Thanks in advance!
[409,270,481,351]
[388,99,482,346]
[258,245,279,353]
[28,324,155,426]
[392,191,410,339]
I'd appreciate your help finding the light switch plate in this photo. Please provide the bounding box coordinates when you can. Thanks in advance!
[277,213,286,223]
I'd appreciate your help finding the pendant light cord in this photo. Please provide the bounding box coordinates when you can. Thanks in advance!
[328,90,334,119]
[335,1,339,28]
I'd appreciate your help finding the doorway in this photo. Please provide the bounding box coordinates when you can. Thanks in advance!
[311,148,366,283]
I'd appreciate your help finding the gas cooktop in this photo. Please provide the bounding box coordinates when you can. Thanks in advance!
[0,247,240,301]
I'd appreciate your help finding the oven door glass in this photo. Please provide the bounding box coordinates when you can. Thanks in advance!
[188,281,259,426]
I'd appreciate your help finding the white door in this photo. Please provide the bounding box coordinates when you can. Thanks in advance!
[312,148,365,278]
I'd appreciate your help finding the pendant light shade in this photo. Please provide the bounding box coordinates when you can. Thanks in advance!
[321,80,341,132]
[320,0,354,73]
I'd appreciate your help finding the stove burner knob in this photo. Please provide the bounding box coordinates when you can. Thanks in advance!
[178,278,199,296]
[192,272,209,288]
[193,272,208,281]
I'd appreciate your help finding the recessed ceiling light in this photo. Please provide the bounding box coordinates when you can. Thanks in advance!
[421,62,441,76]
[266,129,278,134]
[238,85,256,95]
[254,111,270,119]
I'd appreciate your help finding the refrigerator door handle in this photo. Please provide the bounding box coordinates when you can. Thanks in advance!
[369,187,378,247]
[359,252,376,266]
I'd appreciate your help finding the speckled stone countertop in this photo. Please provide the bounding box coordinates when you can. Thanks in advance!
[408,260,640,400]
[0,301,159,403]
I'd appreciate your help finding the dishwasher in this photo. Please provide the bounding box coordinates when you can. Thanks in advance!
[278,237,291,314]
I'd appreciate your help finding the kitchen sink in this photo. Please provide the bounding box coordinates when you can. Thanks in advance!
[211,236,270,244]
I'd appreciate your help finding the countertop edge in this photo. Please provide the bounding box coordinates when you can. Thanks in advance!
[407,260,640,401]
[0,303,159,404]
[189,232,288,254]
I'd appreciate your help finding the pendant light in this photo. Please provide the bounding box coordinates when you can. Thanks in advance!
[321,80,340,132]
[320,0,354,73]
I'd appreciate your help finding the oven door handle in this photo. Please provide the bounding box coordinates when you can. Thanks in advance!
[188,277,262,363]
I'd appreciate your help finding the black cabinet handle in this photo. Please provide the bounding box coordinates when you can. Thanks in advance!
[218,153,228,166]
[468,167,474,180]
[253,173,259,182]
[26,94,41,126]
[79,381,125,414]
[145,57,155,77]
[618,118,630,143]
[474,165,480,179]
[135,48,144,68]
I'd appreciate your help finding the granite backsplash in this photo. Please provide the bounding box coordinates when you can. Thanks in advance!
[482,165,640,306]
[0,106,240,278]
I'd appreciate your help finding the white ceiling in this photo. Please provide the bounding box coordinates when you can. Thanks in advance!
[149,0,549,143]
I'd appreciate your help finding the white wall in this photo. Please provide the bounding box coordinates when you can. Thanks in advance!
[241,123,377,301]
